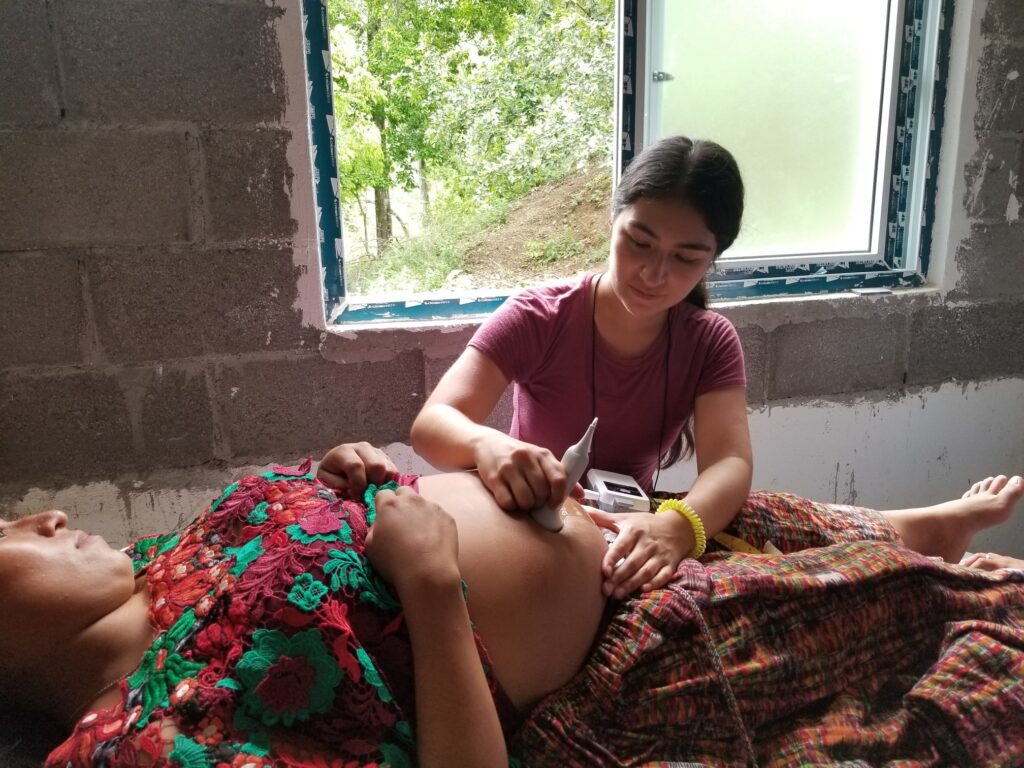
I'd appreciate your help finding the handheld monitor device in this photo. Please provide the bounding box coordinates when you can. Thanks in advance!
[584,468,649,513]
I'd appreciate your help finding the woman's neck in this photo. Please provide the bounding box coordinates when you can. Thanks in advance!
[52,577,155,727]
[593,273,669,359]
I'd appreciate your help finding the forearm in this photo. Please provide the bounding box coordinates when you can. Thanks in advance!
[682,454,753,537]
[411,404,504,470]
[399,575,508,768]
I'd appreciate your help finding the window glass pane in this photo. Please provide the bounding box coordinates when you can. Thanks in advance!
[647,0,892,259]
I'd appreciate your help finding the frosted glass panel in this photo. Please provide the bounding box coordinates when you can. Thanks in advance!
[646,0,892,259]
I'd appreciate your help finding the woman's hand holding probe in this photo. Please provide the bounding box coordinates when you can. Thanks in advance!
[473,433,582,513]
[317,442,397,499]
[588,509,694,599]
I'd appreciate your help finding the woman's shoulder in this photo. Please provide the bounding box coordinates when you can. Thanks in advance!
[674,301,739,337]
[477,274,593,336]
[507,273,592,311]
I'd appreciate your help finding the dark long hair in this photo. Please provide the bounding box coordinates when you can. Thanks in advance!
[611,136,745,467]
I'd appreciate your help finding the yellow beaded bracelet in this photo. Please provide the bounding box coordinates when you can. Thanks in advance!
[656,499,707,559]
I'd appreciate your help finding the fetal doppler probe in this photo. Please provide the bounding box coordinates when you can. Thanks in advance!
[530,418,598,532]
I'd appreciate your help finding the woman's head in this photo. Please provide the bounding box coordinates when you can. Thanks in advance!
[610,136,744,309]
[0,511,135,664]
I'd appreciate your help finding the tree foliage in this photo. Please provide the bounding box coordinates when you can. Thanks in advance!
[327,0,614,260]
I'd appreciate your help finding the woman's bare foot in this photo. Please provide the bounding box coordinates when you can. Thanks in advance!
[960,551,1024,571]
[881,475,1023,562]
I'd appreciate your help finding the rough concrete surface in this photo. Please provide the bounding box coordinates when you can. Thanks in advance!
[58,0,287,124]
[908,300,1024,384]
[0,251,85,366]
[963,134,1023,221]
[211,349,425,462]
[0,131,190,249]
[769,314,909,400]
[735,324,770,405]
[951,223,1024,300]
[974,41,1024,133]
[204,128,297,243]
[86,246,313,362]
[0,370,136,486]
[0,0,60,125]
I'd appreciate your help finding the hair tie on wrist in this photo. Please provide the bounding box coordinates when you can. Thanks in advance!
[656,499,707,559]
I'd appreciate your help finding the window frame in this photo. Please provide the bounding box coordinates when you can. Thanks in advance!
[621,0,954,301]
[304,0,954,324]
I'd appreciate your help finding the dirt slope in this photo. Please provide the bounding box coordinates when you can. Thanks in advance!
[449,165,614,291]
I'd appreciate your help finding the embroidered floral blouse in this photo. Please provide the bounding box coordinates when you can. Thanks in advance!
[46,461,516,767]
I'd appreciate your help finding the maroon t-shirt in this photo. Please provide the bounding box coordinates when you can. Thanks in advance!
[469,272,746,491]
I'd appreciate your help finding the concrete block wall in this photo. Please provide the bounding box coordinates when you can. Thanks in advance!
[1,0,1022,548]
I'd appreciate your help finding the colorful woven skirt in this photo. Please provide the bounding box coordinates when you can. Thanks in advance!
[516,492,1024,766]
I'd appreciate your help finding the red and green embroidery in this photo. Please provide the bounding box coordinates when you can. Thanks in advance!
[47,467,515,768]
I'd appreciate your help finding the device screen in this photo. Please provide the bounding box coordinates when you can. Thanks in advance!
[605,481,642,497]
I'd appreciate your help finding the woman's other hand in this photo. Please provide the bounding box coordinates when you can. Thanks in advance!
[317,442,397,499]
[960,551,1024,572]
[366,487,461,593]
[473,434,571,513]
[588,509,693,599]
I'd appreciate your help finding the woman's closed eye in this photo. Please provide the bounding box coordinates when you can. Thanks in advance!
[675,250,707,265]
[628,235,651,250]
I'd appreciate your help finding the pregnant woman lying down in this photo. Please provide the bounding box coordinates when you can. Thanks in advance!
[2,443,1022,767]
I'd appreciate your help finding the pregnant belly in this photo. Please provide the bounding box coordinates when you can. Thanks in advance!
[416,473,609,710]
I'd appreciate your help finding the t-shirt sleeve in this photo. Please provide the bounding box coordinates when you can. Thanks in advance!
[468,288,555,383]
[695,314,747,396]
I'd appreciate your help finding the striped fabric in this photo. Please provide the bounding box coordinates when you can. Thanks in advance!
[515,492,1024,766]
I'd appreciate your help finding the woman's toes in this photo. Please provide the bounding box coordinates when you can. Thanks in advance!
[990,475,1009,494]
[1005,475,1024,498]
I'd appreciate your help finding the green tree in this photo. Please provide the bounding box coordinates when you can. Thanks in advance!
[432,0,615,205]
[328,0,525,254]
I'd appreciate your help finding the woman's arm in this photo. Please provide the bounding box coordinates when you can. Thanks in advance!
[411,348,567,511]
[411,347,511,470]
[675,386,753,539]
[367,487,508,768]
[593,387,752,598]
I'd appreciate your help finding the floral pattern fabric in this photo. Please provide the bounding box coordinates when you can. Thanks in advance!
[46,461,514,768]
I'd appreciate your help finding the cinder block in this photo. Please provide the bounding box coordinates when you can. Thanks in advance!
[908,301,1024,384]
[974,42,1024,133]
[139,366,216,468]
[422,349,512,432]
[769,314,908,400]
[204,129,296,243]
[963,134,1023,221]
[59,0,286,123]
[950,223,1024,300]
[0,131,189,249]
[0,0,60,124]
[213,350,425,462]
[736,324,769,405]
[424,354,457,398]
[981,0,1024,40]
[87,246,314,363]
[0,370,135,487]
[0,251,84,367]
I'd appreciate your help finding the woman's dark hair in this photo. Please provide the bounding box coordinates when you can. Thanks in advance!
[612,136,745,466]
